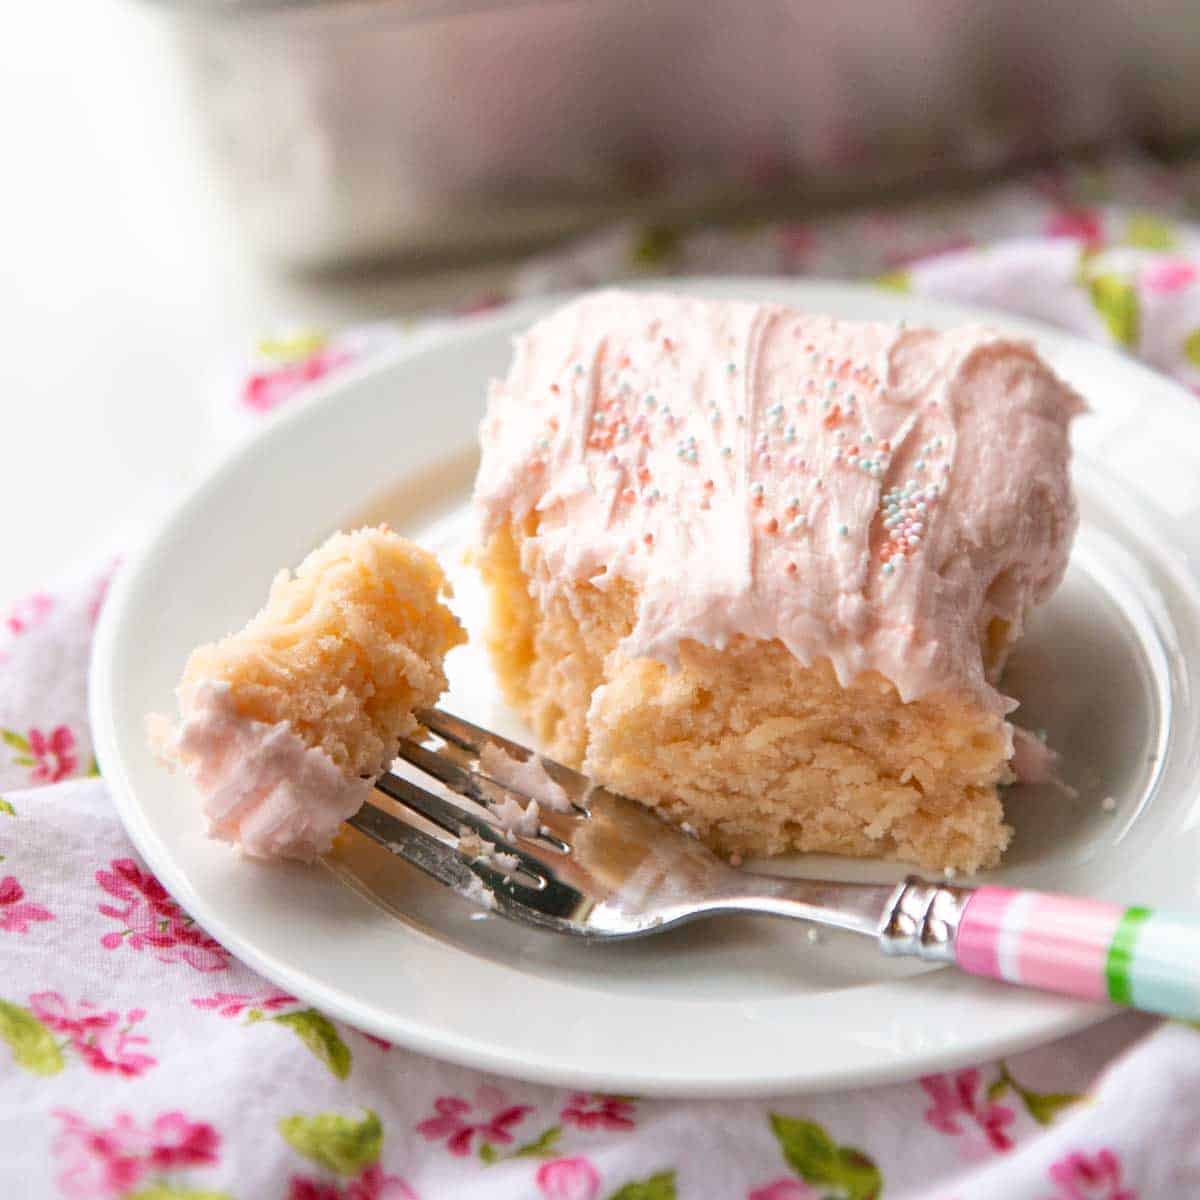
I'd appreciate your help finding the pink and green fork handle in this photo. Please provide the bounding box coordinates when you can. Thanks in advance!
[953,886,1199,1019]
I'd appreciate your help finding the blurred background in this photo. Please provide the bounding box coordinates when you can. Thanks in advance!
[6,0,1200,603]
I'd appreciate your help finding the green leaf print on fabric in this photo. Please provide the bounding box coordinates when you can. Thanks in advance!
[0,798,14,816]
[272,1009,352,1080]
[0,999,65,1075]
[607,1170,677,1200]
[1072,243,1102,288]
[278,1109,382,1177]
[257,330,328,361]
[988,1061,1082,1126]
[514,1125,563,1158]
[1,730,34,768]
[481,1124,563,1164]
[630,227,682,270]
[770,1114,882,1200]
[1125,213,1177,250]
[1183,329,1200,367]
[1088,274,1140,348]
[874,270,911,292]
[126,1188,234,1200]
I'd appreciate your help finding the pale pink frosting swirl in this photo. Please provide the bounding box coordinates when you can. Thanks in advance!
[475,290,1084,715]
[149,682,370,862]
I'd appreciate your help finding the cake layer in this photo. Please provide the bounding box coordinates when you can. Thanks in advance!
[481,523,1011,871]
[476,290,1085,716]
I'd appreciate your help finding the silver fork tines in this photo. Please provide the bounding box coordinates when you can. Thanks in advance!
[351,783,591,933]
[343,707,909,943]
[416,707,595,809]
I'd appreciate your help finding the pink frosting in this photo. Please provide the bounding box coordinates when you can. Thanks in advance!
[148,682,371,862]
[475,290,1084,715]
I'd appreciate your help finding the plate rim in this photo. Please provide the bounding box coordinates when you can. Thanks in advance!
[91,276,1198,1097]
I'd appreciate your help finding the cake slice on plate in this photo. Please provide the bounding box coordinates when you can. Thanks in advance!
[150,527,465,861]
[475,290,1084,872]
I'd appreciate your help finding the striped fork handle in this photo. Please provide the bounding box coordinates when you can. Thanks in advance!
[882,879,1200,1018]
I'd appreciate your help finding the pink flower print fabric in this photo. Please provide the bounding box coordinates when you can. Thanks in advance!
[28,726,78,784]
[415,1086,534,1156]
[1046,1148,1138,1200]
[920,1069,1016,1154]
[0,874,54,933]
[2,725,78,785]
[242,344,356,416]
[29,993,156,1077]
[1140,259,1198,294]
[288,1165,418,1200]
[191,989,298,1019]
[536,1156,601,1200]
[747,1182,819,1200]
[4,591,53,636]
[96,858,230,972]
[560,1093,636,1131]
[52,1109,221,1199]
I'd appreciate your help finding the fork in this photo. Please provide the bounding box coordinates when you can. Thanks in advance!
[346,707,1200,1021]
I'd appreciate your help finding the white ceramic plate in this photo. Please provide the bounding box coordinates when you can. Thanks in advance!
[91,279,1200,1097]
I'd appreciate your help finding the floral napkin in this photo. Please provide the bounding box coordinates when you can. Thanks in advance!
[4,156,1200,1199]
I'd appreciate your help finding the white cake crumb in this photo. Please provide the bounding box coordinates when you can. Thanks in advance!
[806,927,824,944]
[458,831,487,858]
[462,875,495,909]
[492,795,541,839]
[457,830,522,876]
[492,850,521,874]
[1101,795,1117,812]
[479,743,573,813]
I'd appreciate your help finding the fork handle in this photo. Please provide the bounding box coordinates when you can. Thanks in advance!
[882,880,1200,1019]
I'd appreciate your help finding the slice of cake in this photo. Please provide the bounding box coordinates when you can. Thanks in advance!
[150,527,465,861]
[475,290,1084,872]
